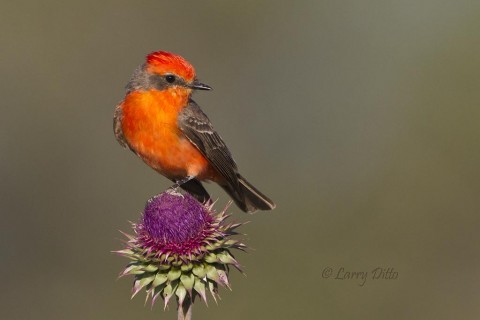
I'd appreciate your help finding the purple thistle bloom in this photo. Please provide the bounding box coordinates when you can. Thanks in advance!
[140,192,214,255]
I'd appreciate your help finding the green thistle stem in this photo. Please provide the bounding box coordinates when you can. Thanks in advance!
[177,297,192,320]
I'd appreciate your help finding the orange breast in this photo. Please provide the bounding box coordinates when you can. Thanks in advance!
[121,89,211,179]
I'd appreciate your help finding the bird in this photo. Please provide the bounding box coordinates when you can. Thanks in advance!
[114,51,275,213]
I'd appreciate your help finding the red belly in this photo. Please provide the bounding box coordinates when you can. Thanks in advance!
[121,90,213,180]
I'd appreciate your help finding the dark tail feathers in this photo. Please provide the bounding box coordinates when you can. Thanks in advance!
[222,174,275,213]
[179,175,275,213]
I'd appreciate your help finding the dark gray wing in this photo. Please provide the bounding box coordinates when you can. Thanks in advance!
[178,100,239,189]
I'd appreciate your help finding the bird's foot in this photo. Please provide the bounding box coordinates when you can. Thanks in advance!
[165,188,183,197]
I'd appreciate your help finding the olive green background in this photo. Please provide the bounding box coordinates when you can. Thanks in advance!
[2,1,480,319]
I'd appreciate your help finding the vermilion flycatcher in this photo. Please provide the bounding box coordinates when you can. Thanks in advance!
[114,51,275,213]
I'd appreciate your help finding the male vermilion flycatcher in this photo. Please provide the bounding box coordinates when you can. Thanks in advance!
[113,51,275,213]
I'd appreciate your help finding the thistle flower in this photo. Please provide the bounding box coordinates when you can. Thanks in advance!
[114,190,246,318]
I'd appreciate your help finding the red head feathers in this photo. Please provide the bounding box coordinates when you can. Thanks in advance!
[146,51,196,82]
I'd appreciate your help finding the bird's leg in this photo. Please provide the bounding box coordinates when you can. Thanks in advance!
[170,176,195,191]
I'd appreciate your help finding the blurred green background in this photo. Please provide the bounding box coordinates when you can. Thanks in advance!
[1,1,480,319]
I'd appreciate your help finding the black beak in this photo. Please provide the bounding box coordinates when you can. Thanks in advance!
[190,80,212,90]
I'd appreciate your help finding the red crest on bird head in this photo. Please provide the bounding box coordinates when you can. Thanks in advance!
[146,51,196,82]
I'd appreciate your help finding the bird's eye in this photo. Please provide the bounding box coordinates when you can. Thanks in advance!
[165,75,176,83]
